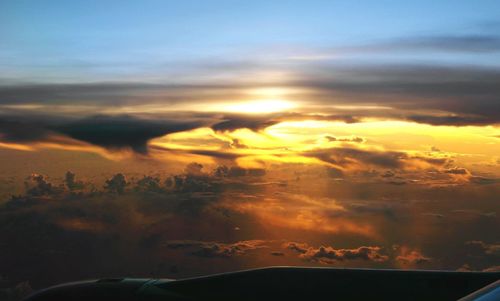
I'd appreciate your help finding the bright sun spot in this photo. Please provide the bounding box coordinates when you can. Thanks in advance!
[204,99,296,114]
[224,99,296,114]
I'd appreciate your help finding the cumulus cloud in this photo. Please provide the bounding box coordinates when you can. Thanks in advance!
[104,173,128,194]
[285,242,389,263]
[184,162,204,176]
[395,247,432,265]
[164,240,268,258]
[444,167,470,175]
[134,176,162,193]
[23,174,61,197]
[64,171,85,191]
[1,164,498,292]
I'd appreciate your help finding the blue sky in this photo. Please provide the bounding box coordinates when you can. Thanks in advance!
[1,0,500,82]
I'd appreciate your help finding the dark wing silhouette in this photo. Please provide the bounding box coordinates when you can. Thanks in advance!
[24,267,500,301]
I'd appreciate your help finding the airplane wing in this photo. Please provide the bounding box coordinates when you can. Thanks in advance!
[24,267,500,301]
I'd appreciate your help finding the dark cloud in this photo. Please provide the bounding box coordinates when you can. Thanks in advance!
[325,135,365,143]
[24,174,61,197]
[164,240,268,258]
[466,241,500,256]
[0,82,245,106]
[55,115,204,154]
[0,119,55,143]
[304,147,445,169]
[0,113,205,154]
[64,171,85,191]
[406,114,497,126]
[103,173,128,194]
[444,167,470,175]
[1,37,500,127]
[285,242,389,263]
[134,175,162,193]
[0,83,156,105]
[211,114,280,132]
[0,64,498,145]
[325,167,344,178]
[186,149,242,161]
[381,170,395,178]
[1,165,499,293]
[295,65,500,125]
[468,176,500,185]
[452,210,497,218]
[150,145,242,161]
[304,147,403,168]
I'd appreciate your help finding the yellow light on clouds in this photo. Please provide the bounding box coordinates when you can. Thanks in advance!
[224,99,296,114]
[203,99,296,114]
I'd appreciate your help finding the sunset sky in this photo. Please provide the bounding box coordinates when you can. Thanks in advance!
[0,0,499,296]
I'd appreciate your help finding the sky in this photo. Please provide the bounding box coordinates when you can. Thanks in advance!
[0,0,499,298]
[2,0,500,82]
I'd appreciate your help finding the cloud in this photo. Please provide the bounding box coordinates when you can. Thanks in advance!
[0,118,56,143]
[304,147,405,168]
[396,250,432,265]
[1,165,499,291]
[0,82,244,106]
[0,113,206,154]
[285,242,389,263]
[164,240,268,258]
[406,114,496,126]
[150,145,243,161]
[466,241,500,256]
[444,167,470,175]
[293,64,500,125]
[452,210,497,218]
[483,266,500,272]
[381,170,395,178]
[103,173,128,194]
[23,174,61,197]
[55,115,204,154]
[2,61,499,128]
[303,147,447,170]
[64,171,85,191]
[355,34,500,53]
[325,135,365,143]
[285,242,309,254]
[468,176,500,185]
[211,114,280,132]
[221,192,378,236]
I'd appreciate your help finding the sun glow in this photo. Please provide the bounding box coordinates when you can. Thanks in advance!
[210,99,296,114]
